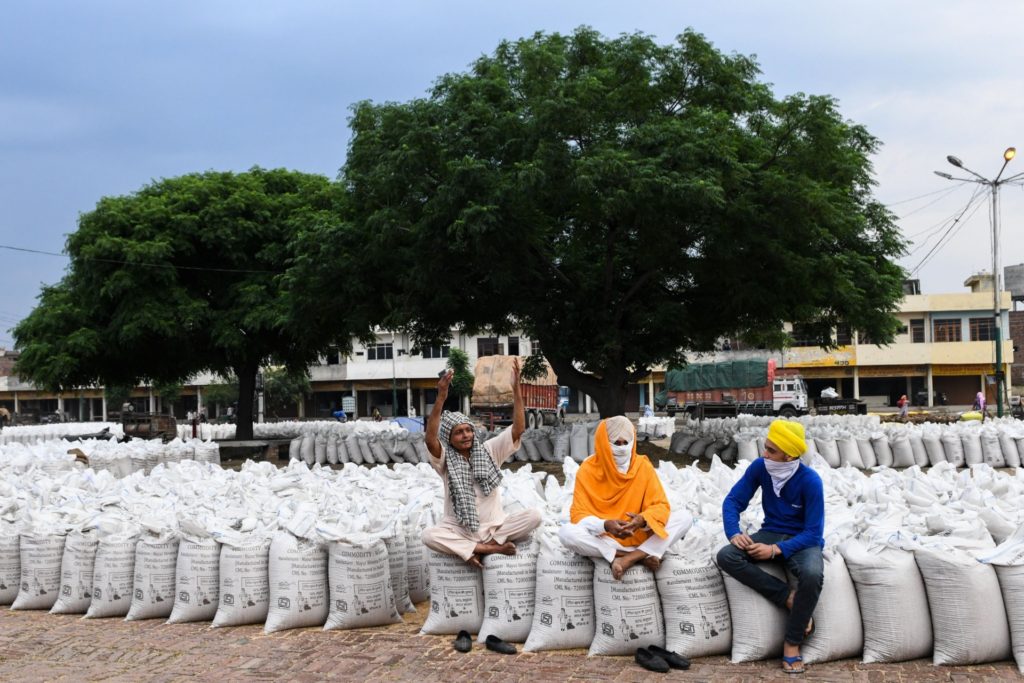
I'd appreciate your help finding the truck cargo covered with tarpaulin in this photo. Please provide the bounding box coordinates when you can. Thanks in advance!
[664,360,773,392]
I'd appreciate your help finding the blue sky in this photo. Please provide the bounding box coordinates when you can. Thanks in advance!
[3,1,1023,348]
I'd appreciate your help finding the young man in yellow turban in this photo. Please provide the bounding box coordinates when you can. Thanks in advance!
[559,416,692,580]
[716,419,824,674]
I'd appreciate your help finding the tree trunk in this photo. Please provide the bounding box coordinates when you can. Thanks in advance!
[545,355,640,418]
[233,362,258,441]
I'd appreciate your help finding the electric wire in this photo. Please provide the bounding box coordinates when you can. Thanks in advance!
[904,187,987,258]
[909,192,988,275]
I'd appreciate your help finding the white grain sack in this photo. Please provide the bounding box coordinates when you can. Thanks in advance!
[0,532,20,606]
[588,561,664,656]
[840,541,931,663]
[212,536,272,628]
[125,538,179,621]
[381,527,414,614]
[12,533,67,611]
[720,561,788,662]
[167,538,220,623]
[914,547,1011,666]
[523,530,595,652]
[49,531,98,614]
[85,538,137,618]
[477,537,539,644]
[264,531,328,633]
[324,537,402,630]
[405,517,430,604]
[799,552,863,664]
[657,552,731,658]
[979,528,1024,673]
[420,549,484,635]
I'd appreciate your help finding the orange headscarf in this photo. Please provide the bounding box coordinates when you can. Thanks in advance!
[569,419,671,546]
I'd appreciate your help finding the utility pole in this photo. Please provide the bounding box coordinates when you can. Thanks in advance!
[935,147,1021,417]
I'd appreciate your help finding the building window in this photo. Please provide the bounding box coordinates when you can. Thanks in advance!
[422,344,450,359]
[910,319,925,343]
[367,342,393,361]
[531,339,543,356]
[790,323,828,347]
[932,318,962,343]
[477,337,501,357]
[835,324,852,346]
[507,336,520,356]
[969,317,996,342]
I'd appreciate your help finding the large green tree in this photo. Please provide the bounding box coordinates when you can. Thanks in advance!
[338,27,906,416]
[15,168,367,438]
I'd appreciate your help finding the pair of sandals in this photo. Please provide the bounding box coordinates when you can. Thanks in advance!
[781,617,815,674]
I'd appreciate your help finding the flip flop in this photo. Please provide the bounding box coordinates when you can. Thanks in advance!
[782,655,804,674]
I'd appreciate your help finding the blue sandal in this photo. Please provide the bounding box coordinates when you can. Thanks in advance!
[782,655,804,674]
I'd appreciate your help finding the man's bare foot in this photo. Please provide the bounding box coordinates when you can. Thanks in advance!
[610,549,649,580]
[466,554,483,569]
[473,541,516,557]
[641,555,661,572]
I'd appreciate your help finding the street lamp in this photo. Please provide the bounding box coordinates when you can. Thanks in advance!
[934,147,1023,417]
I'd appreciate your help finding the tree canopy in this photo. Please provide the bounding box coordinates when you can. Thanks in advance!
[14,168,369,438]
[338,27,906,416]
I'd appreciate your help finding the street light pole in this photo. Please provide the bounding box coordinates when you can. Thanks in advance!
[934,147,1021,417]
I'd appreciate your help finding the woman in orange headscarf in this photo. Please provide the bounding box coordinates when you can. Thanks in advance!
[559,416,692,579]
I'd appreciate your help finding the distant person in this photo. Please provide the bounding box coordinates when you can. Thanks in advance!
[372,407,383,422]
[642,404,654,418]
[897,394,909,419]
[974,390,987,420]
[407,405,417,418]
[332,408,348,423]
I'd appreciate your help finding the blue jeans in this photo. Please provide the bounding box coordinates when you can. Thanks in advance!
[716,530,823,646]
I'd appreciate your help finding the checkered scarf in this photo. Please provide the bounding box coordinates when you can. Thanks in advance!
[439,411,502,531]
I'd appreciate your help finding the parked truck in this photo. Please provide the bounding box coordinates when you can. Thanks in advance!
[658,359,810,419]
[471,355,564,429]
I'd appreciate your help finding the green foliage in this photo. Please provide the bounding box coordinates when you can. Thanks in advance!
[520,354,549,382]
[263,366,310,417]
[341,27,906,416]
[203,378,239,409]
[446,348,474,399]
[13,168,373,438]
[154,381,182,405]
[104,384,132,411]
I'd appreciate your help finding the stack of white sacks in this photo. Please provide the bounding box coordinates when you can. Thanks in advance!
[0,437,220,478]
[2,449,1023,672]
[672,414,1024,469]
[0,422,124,445]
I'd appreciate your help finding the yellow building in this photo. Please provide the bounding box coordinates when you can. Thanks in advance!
[783,277,1013,407]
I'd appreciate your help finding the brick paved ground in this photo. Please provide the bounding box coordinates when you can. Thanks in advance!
[0,602,1018,683]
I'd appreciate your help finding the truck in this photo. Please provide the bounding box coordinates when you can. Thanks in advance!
[471,355,564,429]
[658,359,810,419]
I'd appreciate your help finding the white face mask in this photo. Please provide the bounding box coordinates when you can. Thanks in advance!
[763,457,800,496]
[611,441,633,473]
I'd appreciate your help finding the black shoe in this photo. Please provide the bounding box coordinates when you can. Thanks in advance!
[635,647,669,673]
[484,635,517,655]
[648,645,690,670]
[453,630,472,653]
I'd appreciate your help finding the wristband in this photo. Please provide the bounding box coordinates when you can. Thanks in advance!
[770,545,777,559]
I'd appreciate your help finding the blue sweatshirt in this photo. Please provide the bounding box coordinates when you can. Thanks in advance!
[722,458,824,558]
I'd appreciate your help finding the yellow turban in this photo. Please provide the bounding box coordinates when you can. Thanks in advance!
[767,420,806,459]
